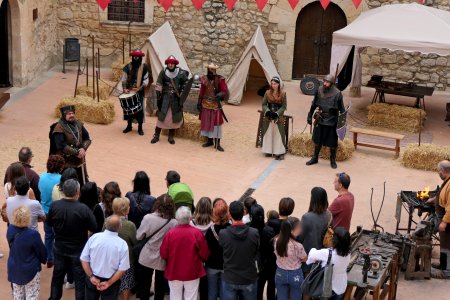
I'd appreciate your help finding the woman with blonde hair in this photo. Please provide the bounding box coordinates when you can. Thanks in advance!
[261,76,287,160]
[111,197,137,300]
[190,197,213,234]
[7,205,46,299]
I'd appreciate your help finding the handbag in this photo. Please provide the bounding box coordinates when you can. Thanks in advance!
[1,203,8,223]
[322,211,334,248]
[301,249,334,298]
[132,219,170,259]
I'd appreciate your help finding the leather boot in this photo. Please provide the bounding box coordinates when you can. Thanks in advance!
[330,148,338,169]
[138,122,144,136]
[306,145,321,165]
[202,138,214,148]
[168,129,176,144]
[150,127,161,144]
[215,138,224,152]
[123,120,132,133]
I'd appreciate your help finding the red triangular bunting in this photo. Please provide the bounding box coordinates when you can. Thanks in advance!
[159,0,174,12]
[320,0,331,10]
[224,0,237,11]
[96,0,111,11]
[192,0,205,10]
[288,0,299,10]
[255,0,268,11]
[352,0,362,9]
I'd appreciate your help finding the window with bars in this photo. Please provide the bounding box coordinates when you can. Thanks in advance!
[108,0,145,23]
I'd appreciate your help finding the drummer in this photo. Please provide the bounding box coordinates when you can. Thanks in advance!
[121,49,150,136]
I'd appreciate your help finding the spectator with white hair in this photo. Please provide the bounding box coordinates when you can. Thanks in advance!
[160,206,210,300]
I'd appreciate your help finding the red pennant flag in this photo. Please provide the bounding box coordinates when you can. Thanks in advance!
[224,0,237,11]
[96,0,111,10]
[159,0,174,12]
[192,0,205,10]
[352,0,362,9]
[255,0,268,11]
[320,0,330,10]
[288,0,299,10]
[417,0,424,3]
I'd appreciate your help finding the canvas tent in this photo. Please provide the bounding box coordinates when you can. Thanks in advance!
[226,26,280,105]
[330,3,450,88]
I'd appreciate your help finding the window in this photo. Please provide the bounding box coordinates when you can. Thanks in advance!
[108,0,145,23]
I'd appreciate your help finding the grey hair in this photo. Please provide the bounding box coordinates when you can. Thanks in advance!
[63,179,80,197]
[175,206,192,225]
[105,215,122,232]
[438,160,450,173]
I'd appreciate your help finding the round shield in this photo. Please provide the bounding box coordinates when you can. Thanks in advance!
[300,76,320,95]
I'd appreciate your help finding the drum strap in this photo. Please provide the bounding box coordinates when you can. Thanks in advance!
[136,65,144,91]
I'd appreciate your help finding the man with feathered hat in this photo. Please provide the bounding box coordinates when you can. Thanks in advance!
[121,49,149,136]
[51,105,91,185]
[197,62,228,152]
[151,55,189,145]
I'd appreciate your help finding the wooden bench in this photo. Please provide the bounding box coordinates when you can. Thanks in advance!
[350,127,405,157]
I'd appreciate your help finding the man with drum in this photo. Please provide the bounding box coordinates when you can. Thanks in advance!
[151,55,190,145]
[121,49,149,136]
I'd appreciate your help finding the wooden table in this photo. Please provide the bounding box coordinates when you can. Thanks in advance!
[367,81,434,110]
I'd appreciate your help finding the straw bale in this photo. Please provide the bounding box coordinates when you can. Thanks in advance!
[55,96,115,125]
[112,59,126,81]
[288,133,354,161]
[161,113,207,143]
[402,143,450,171]
[76,81,112,100]
[368,103,425,133]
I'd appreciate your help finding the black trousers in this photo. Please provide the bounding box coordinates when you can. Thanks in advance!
[137,263,168,300]
[257,265,277,300]
[49,251,85,300]
[85,275,120,300]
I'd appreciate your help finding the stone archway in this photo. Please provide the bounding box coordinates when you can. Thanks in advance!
[292,2,347,78]
[0,0,21,87]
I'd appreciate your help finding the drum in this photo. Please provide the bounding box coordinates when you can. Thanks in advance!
[119,92,143,116]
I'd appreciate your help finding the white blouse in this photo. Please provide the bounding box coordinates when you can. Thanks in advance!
[306,248,350,295]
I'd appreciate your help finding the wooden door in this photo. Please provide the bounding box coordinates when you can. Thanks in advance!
[0,0,11,87]
[292,2,347,79]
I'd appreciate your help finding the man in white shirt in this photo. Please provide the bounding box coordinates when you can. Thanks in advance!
[6,176,45,230]
[80,215,130,300]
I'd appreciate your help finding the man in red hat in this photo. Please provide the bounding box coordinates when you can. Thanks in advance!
[121,49,149,136]
[151,55,189,145]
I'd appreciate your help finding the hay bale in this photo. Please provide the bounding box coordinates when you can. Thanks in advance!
[112,59,126,82]
[55,96,115,125]
[161,113,206,143]
[288,133,354,161]
[402,143,450,171]
[368,103,425,133]
[76,80,112,100]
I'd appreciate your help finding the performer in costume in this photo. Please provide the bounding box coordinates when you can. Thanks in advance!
[151,55,189,145]
[121,49,149,136]
[197,63,228,152]
[261,76,287,160]
[306,74,345,169]
[51,105,91,185]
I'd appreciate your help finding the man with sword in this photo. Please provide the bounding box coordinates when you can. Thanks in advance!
[197,63,229,152]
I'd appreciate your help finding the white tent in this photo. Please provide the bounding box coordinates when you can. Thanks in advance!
[226,26,280,105]
[330,3,450,87]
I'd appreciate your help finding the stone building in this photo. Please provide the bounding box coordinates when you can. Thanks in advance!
[1,0,449,91]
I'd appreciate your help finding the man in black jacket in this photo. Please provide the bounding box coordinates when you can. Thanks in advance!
[219,201,259,300]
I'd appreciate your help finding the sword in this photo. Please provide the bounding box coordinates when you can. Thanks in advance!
[202,96,229,123]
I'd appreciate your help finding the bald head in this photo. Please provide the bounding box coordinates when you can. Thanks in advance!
[105,215,122,232]
[438,160,450,180]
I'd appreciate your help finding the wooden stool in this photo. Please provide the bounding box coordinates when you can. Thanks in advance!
[405,221,432,280]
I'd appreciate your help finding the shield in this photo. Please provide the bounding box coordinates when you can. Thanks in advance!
[336,104,351,141]
[180,77,194,105]
[300,76,321,95]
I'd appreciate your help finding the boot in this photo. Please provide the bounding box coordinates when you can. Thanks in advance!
[306,145,321,165]
[150,127,161,144]
[168,129,176,144]
[202,138,214,148]
[123,120,132,133]
[330,148,338,169]
[138,122,144,136]
[215,138,224,152]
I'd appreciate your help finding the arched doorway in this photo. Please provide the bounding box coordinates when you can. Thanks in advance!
[292,2,347,79]
[0,0,11,87]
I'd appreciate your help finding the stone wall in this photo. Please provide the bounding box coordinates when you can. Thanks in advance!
[363,0,450,91]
